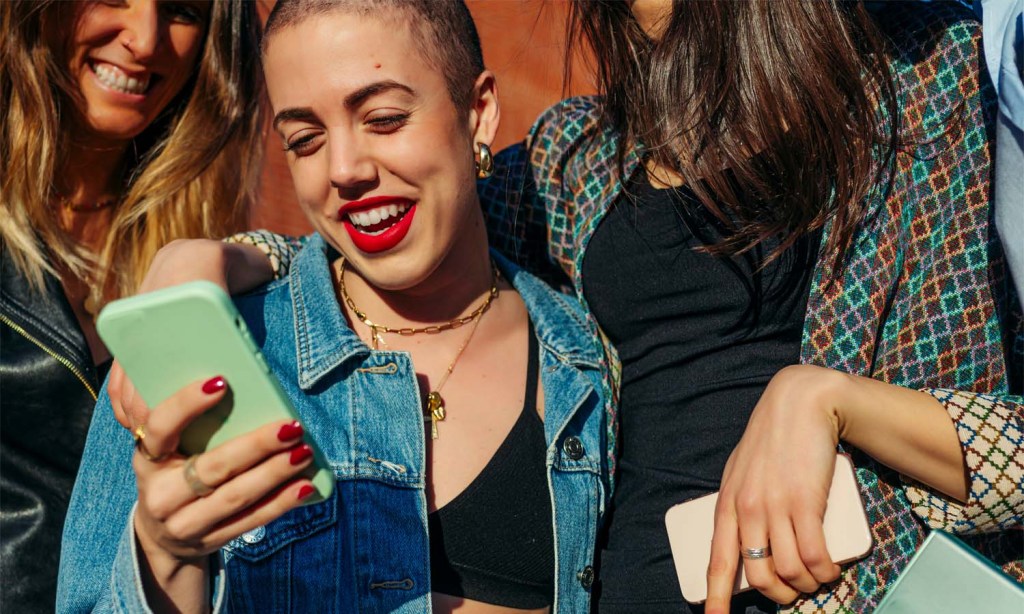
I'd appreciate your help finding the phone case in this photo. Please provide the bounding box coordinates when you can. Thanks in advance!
[664,453,872,603]
[873,530,1024,613]
[97,281,334,503]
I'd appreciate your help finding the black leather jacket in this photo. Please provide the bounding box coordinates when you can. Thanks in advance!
[1,242,108,613]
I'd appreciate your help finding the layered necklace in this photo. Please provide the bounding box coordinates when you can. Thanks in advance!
[336,258,500,439]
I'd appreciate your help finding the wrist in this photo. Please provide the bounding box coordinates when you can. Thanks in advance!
[133,513,206,584]
[774,364,849,445]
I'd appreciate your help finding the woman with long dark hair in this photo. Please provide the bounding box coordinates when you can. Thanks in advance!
[487,2,1021,611]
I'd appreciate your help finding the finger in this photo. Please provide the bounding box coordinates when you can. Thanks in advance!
[200,480,318,551]
[108,362,132,430]
[148,419,307,509]
[737,501,797,605]
[706,504,740,614]
[767,514,819,594]
[793,509,841,584]
[163,444,316,541]
[135,375,228,468]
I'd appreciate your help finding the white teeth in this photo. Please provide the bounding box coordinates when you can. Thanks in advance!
[347,203,410,230]
[93,62,149,94]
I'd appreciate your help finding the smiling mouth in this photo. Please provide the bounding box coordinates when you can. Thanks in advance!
[90,61,154,95]
[345,202,412,235]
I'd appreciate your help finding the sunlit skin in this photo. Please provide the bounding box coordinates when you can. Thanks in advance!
[62,0,210,153]
[268,15,491,307]
[630,0,670,39]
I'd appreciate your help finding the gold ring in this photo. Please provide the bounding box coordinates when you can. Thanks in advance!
[132,424,169,463]
[740,546,772,560]
[183,454,215,498]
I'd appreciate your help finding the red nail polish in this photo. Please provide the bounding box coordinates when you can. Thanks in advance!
[290,444,313,465]
[202,376,226,394]
[297,485,316,500]
[277,421,303,442]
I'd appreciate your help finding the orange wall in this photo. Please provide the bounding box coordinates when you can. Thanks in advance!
[251,0,594,236]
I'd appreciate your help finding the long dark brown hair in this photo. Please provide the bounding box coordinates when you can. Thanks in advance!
[567,0,902,269]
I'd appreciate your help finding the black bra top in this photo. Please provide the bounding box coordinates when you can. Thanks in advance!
[428,322,554,608]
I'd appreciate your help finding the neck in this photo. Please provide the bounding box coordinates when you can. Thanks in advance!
[54,137,129,248]
[337,219,498,328]
[59,132,129,207]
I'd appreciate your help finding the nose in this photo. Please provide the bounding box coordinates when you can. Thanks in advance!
[328,136,378,192]
[118,0,161,62]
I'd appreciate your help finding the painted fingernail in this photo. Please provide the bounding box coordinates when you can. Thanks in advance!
[297,485,316,500]
[290,444,313,465]
[202,376,226,394]
[277,421,303,442]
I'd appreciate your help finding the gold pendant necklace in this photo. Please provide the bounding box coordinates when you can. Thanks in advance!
[422,312,486,438]
[336,258,499,439]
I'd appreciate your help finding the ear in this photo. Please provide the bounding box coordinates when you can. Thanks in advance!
[467,70,500,148]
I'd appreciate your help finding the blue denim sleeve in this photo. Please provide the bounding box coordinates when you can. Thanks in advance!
[57,385,135,613]
[56,387,228,613]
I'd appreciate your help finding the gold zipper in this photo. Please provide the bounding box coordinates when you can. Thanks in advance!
[0,312,98,400]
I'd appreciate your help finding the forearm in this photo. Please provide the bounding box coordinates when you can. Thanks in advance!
[221,241,277,294]
[829,371,968,502]
[136,517,211,614]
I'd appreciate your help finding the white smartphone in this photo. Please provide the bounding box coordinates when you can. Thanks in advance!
[663,453,872,604]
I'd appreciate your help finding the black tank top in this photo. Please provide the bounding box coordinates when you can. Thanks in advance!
[583,175,818,612]
[428,322,554,608]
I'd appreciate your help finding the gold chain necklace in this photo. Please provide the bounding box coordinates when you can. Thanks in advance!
[336,258,500,439]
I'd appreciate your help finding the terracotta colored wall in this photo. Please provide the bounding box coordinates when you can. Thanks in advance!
[251,0,594,236]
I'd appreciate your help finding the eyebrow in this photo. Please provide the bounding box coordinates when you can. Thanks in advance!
[344,80,415,109]
[272,80,416,131]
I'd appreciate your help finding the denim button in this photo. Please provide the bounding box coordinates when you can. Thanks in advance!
[578,565,595,589]
[240,526,266,544]
[563,436,585,460]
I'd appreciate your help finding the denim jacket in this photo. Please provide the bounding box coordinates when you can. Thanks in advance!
[57,234,609,613]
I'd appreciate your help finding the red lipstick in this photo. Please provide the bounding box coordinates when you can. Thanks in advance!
[339,196,416,254]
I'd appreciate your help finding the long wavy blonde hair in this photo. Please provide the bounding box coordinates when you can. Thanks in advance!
[1,0,264,307]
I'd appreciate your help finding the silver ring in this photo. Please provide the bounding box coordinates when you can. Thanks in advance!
[183,454,215,498]
[740,545,772,560]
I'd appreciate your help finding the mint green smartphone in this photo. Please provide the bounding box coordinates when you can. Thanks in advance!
[96,281,333,503]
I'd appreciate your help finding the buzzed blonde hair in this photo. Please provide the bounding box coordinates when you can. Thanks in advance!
[264,0,485,107]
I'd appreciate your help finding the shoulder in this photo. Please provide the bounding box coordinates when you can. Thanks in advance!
[526,96,605,148]
[494,252,600,367]
[876,1,985,88]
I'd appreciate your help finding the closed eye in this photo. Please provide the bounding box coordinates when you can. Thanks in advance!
[366,114,409,134]
[283,133,322,156]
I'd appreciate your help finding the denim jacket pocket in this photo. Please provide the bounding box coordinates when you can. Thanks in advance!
[220,494,340,612]
[223,492,337,562]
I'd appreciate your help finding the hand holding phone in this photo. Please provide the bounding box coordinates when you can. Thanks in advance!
[97,281,333,502]
[664,453,872,604]
[122,375,321,608]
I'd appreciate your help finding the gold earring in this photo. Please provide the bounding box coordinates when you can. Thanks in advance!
[475,143,494,179]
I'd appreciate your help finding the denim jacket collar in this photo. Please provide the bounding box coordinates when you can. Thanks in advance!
[290,233,601,391]
[290,234,368,390]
